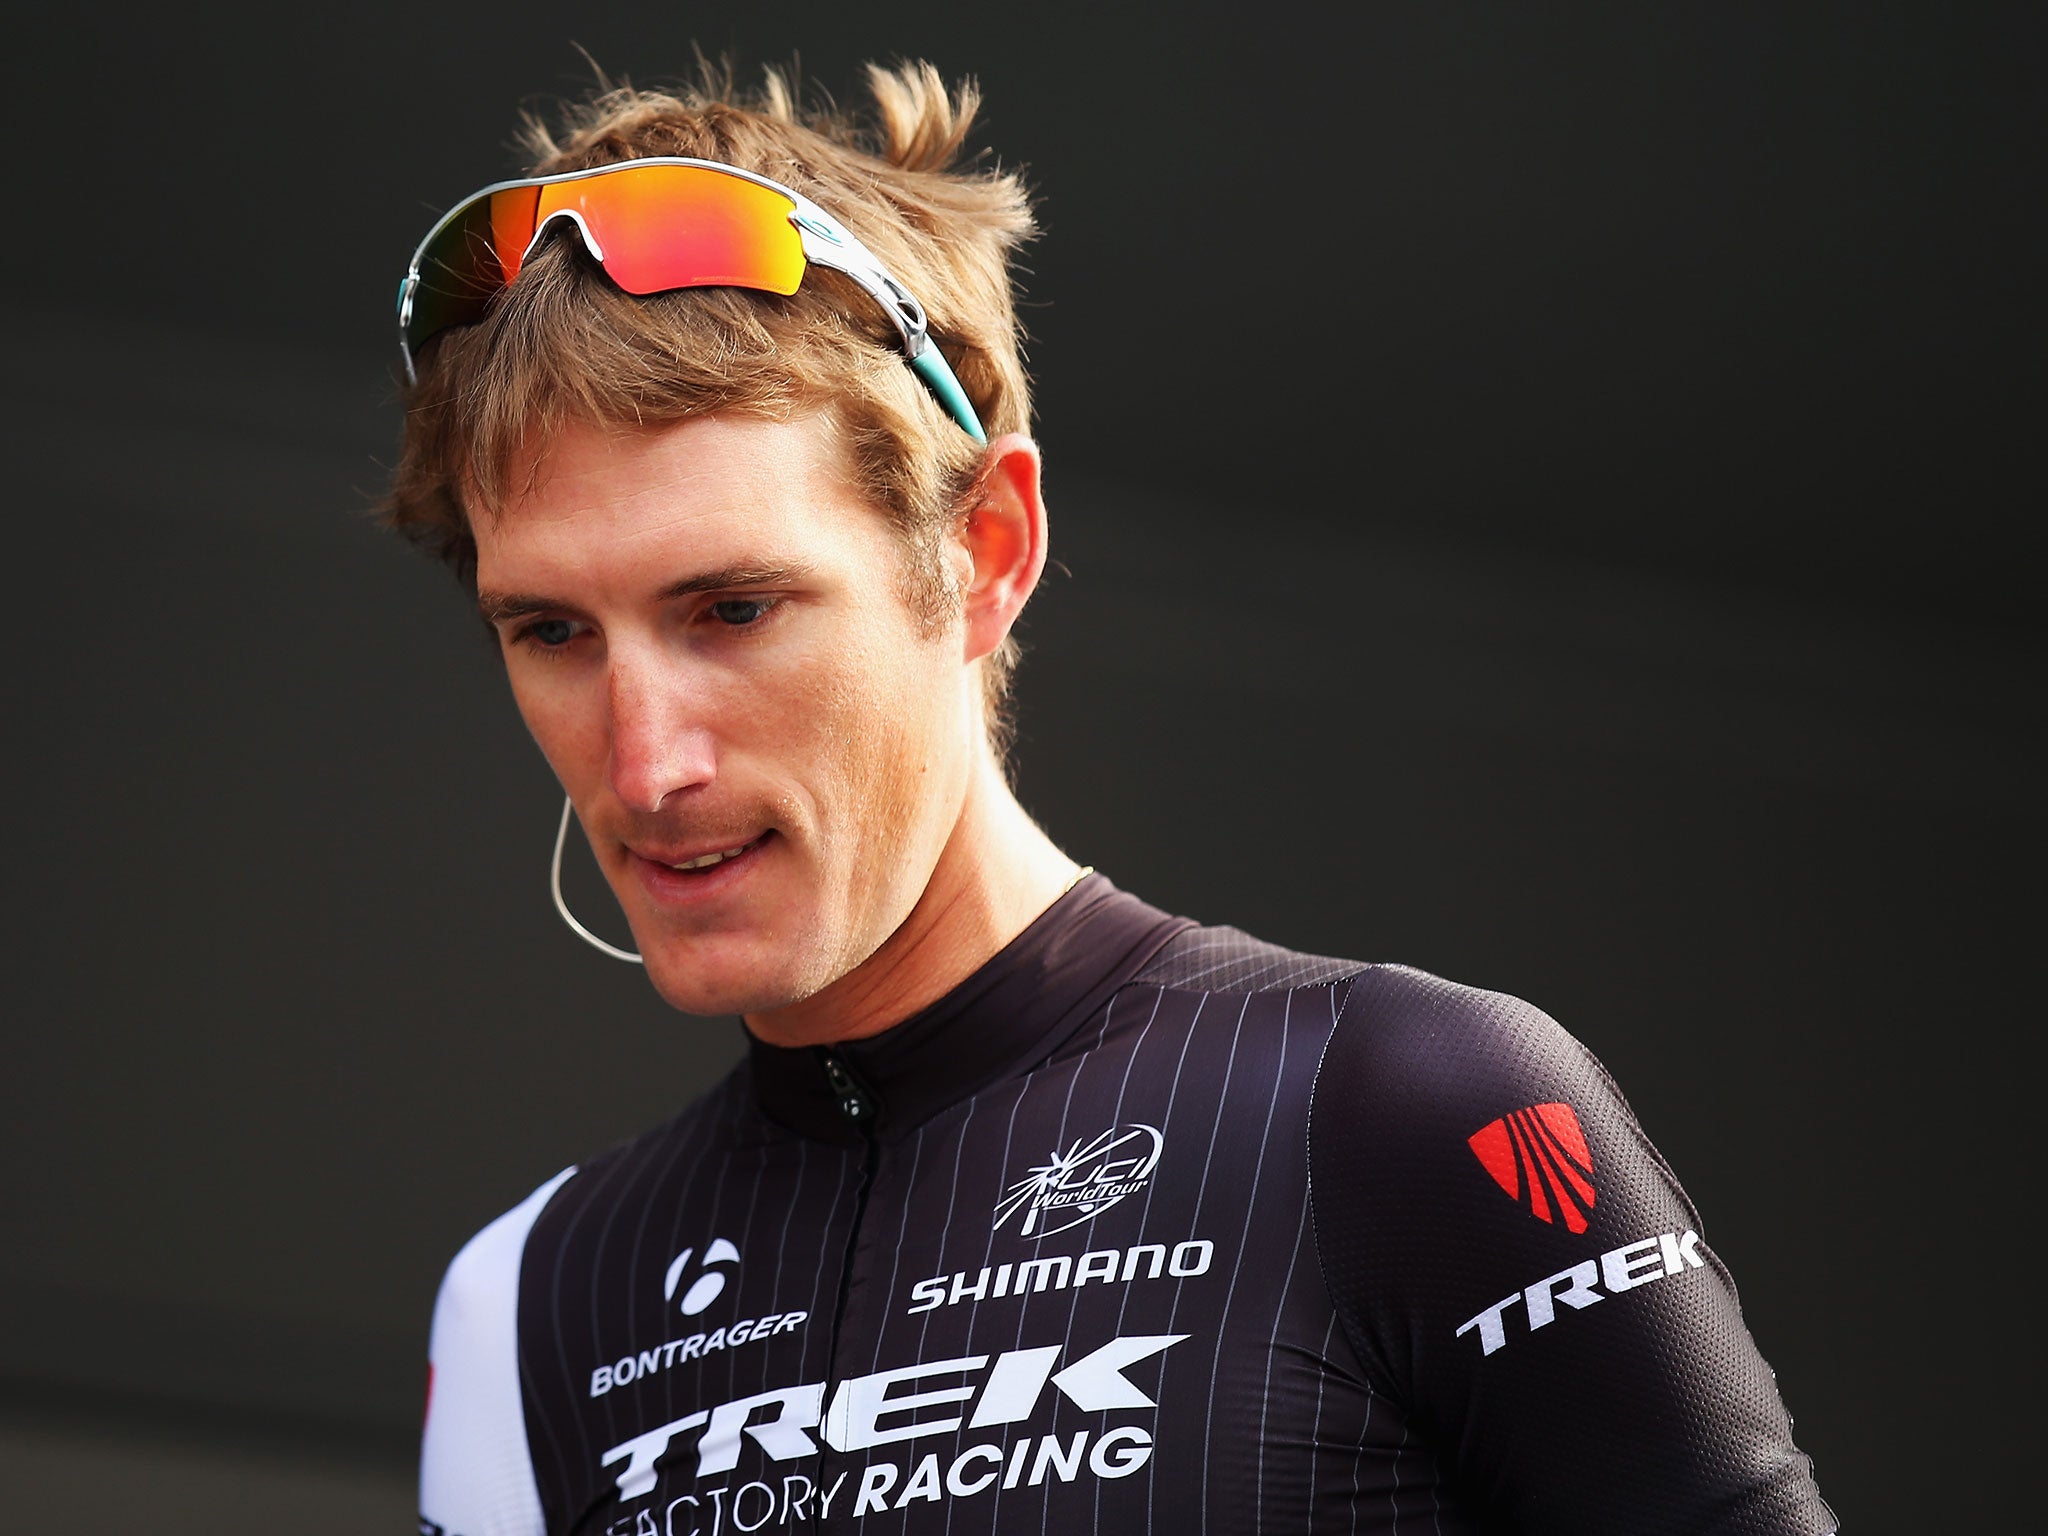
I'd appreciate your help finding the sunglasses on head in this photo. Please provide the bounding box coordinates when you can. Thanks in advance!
[396,156,987,443]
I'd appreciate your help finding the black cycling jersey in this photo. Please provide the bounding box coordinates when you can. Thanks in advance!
[419,876,1834,1535]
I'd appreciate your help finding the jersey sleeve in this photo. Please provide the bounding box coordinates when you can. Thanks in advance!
[419,1166,576,1536]
[1309,965,1835,1535]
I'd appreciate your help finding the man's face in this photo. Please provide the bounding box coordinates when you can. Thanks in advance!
[472,412,976,1019]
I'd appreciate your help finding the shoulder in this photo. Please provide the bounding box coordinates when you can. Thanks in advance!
[510,1061,763,1241]
[1303,974,1834,1530]
[1119,926,1621,1121]
[1105,923,1370,1099]
[420,1165,577,1536]
[420,1065,759,1532]
[1310,962,1674,1245]
[432,1165,581,1327]
[1308,964,1707,1383]
[1123,932,1630,1164]
[1319,963,1636,1143]
[1127,920,1365,994]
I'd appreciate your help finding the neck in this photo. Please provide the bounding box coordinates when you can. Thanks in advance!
[743,745,1081,1048]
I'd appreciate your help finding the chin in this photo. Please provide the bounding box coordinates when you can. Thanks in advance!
[642,963,793,1020]
[638,939,818,1020]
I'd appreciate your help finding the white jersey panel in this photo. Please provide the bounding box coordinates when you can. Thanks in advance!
[420,1166,577,1536]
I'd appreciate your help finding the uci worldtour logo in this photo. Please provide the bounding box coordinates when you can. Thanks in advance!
[994,1124,1163,1238]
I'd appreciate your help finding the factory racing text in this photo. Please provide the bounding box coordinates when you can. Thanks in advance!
[597,1333,1187,1526]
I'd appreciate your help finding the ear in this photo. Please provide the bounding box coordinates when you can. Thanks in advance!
[958,433,1048,666]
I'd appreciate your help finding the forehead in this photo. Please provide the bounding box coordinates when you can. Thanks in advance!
[474,411,890,584]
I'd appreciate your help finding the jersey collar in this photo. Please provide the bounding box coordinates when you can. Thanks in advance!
[744,875,1193,1144]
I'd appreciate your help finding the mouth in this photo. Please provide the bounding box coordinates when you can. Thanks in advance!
[628,829,776,904]
[659,832,771,872]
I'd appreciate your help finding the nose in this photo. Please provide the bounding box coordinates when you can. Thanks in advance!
[604,649,717,814]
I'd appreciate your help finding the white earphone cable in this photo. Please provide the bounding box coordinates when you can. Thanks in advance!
[549,795,644,964]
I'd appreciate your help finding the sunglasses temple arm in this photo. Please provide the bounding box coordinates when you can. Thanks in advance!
[800,224,987,445]
[396,270,421,388]
[910,348,988,444]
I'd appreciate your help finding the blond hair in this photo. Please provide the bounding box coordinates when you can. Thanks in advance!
[384,60,1038,744]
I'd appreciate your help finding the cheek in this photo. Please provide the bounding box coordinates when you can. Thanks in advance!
[782,625,953,824]
[504,664,604,783]
[851,648,961,823]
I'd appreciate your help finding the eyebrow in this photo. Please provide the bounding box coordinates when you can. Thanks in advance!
[476,562,815,624]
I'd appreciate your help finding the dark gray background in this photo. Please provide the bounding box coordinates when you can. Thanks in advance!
[4,3,2040,1529]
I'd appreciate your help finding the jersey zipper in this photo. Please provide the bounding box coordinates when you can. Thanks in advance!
[819,1050,879,1128]
[814,1048,880,1532]
[816,1054,881,1307]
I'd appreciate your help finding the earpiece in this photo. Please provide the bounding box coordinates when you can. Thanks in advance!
[550,796,644,964]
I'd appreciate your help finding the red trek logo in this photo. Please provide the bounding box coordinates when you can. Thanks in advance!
[1467,1102,1596,1234]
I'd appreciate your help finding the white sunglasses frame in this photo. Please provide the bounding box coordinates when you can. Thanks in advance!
[396,156,987,442]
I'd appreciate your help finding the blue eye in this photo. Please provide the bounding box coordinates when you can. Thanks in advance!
[710,598,775,626]
[530,618,577,647]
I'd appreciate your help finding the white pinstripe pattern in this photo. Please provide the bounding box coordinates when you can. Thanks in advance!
[917,1093,977,1368]
[541,1133,651,1491]
[1350,1385,1369,1536]
[922,1092,985,1536]
[1306,1312,1339,1532]
[619,1110,731,1458]
[1195,992,1279,1536]
[663,1097,745,1425]
[944,1037,1044,1536]
[635,1098,735,1426]
[1145,992,1249,1529]
[790,1138,839,1327]
[964,1049,1036,1291]
[1008,992,1101,1535]
[517,1171,589,1507]
[1255,1047,1314,1525]
[867,1125,929,1374]
[800,1138,856,1369]
[715,1135,773,1407]
[1391,1423,1409,1535]
[1083,986,1170,1536]
[1137,991,1213,1534]
[1027,984,1165,1536]
[1135,927,1360,993]
[768,1134,808,1345]
[1005,1001,1095,1345]
[1308,981,1402,1536]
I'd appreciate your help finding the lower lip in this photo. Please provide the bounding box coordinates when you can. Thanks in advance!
[631,833,774,906]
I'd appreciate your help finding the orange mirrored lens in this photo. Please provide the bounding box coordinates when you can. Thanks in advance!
[407,165,808,357]
[407,184,540,350]
[489,185,542,283]
[533,165,805,297]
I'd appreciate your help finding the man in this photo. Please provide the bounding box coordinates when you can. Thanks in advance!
[391,62,1834,1535]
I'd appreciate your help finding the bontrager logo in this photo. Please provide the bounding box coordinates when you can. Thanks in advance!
[665,1239,741,1316]
[1468,1102,1596,1234]
[587,1238,808,1399]
[994,1124,1163,1238]
[590,1310,808,1398]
